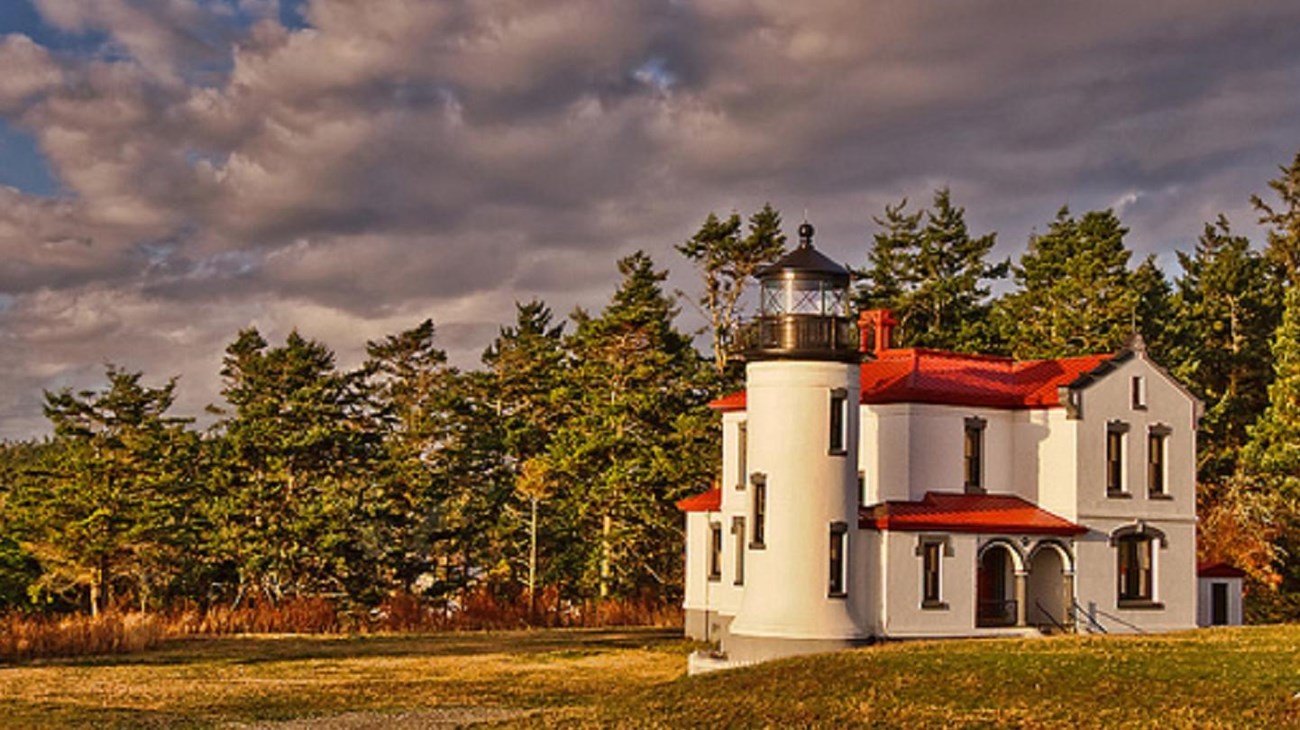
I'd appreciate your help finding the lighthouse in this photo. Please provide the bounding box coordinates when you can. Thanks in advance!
[724,221,869,662]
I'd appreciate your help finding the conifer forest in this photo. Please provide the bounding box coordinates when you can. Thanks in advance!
[3,151,1300,625]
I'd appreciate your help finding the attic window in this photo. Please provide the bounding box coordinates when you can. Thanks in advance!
[1131,376,1147,410]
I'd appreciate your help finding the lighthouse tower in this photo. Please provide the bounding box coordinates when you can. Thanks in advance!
[725,222,868,662]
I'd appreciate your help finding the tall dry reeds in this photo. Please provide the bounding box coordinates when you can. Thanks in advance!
[0,612,166,663]
[0,590,682,663]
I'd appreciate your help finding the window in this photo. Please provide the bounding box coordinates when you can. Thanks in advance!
[1148,425,1170,497]
[828,522,847,597]
[1131,375,1147,409]
[918,536,949,609]
[1106,421,1129,496]
[736,421,747,490]
[1116,535,1153,604]
[923,542,942,606]
[829,389,848,455]
[751,473,767,548]
[732,517,745,585]
[858,470,867,507]
[964,417,986,493]
[708,523,722,581]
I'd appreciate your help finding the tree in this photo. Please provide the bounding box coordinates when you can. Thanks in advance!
[549,252,714,600]
[1168,217,1281,483]
[360,320,462,601]
[1239,286,1300,595]
[994,207,1138,358]
[207,330,376,605]
[855,189,1006,351]
[1253,150,1300,287]
[481,301,567,605]
[10,367,197,615]
[677,205,786,375]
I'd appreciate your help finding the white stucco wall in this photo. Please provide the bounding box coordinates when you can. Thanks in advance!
[728,360,867,641]
[1073,519,1197,632]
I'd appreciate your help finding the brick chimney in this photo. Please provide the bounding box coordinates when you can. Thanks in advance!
[858,309,897,356]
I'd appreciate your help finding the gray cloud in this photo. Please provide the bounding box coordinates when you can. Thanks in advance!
[1,0,1300,438]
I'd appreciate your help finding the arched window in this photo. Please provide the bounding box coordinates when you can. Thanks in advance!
[1111,522,1165,607]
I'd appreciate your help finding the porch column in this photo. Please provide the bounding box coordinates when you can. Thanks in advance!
[1063,571,1076,630]
[1014,571,1028,627]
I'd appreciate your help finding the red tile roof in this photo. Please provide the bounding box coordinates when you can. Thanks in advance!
[708,348,1114,412]
[676,488,721,513]
[1197,562,1247,578]
[860,491,1087,536]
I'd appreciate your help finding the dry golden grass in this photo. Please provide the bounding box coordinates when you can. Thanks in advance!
[2,625,1298,728]
[0,628,690,728]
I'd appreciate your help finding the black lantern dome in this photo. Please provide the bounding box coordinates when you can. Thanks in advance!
[742,222,858,362]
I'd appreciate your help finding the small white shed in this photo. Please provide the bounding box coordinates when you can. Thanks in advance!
[1196,562,1246,627]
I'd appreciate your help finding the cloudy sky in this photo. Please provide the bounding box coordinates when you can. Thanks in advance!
[1,0,1299,439]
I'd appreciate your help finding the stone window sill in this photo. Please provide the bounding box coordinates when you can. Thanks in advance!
[748,541,765,550]
[1117,599,1164,610]
[1107,490,1132,499]
[1148,493,1174,501]
[922,600,949,610]
[828,591,847,600]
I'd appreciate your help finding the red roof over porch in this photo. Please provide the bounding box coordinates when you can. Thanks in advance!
[860,492,1087,536]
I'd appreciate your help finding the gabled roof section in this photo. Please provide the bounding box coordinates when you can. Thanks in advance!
[676,488,721,513]
[860,491,1087,536]
[708,348,1115,411]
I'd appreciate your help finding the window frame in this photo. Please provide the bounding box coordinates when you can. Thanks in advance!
[735,421,747,490]
[750,473,767,549]
[1111,523,1165,609]
[1147,424,1171,498]
[917,535,950,610]
[708,522,723,582]
[1106,420,1130,497]
[828,521,848,598]
[731,516,746,585]
[1131,375,1147,410]
[829,388,848,456]
[964,416,987,493]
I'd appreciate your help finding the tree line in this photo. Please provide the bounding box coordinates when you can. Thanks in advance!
[2,151,1300,621]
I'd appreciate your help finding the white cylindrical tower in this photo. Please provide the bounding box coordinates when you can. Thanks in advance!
[725,222,868,662]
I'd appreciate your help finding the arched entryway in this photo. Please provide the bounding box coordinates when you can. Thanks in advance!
[976,541,1022,627]
[1026,542,1074,631]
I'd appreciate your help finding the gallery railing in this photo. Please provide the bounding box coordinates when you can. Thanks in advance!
[976,599,1018,627]
[734,315,859,361]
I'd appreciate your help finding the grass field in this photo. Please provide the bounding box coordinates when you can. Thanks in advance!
[1,625,1298,728]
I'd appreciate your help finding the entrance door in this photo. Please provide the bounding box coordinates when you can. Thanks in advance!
[1211,582,1229,625]
[977,547,1013,627]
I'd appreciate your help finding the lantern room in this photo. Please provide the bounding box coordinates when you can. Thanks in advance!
[742,222,858,362]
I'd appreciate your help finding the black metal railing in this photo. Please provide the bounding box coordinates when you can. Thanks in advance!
[734,315,858,361]
[977,599,1018,627]
[1033,598,1071,634]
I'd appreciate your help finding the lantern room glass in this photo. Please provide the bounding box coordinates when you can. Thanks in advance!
[760,277,848,317]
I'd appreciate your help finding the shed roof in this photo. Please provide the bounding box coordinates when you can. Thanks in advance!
[1197,562,1247,578]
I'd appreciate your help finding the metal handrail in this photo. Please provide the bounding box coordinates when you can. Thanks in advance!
[1070,599,1148,634]
[1033,598,1070,634]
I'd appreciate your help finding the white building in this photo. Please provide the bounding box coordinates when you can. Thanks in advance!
[679,224,1202,667]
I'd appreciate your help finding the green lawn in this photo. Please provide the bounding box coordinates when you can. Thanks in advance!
[0,625,1297,728]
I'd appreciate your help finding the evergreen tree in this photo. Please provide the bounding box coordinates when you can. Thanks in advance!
[1252,150,1300,287]
[481,301,567,607]
[677,205,786,376]
[1169,217,1281,483]
[549,252,714,600]
[994,207,1138,358]
[1240,286,1300,596]
[360,320,460,600]
[10,367,197,614]
[855,189,1006,351]
[208,330,375,605]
